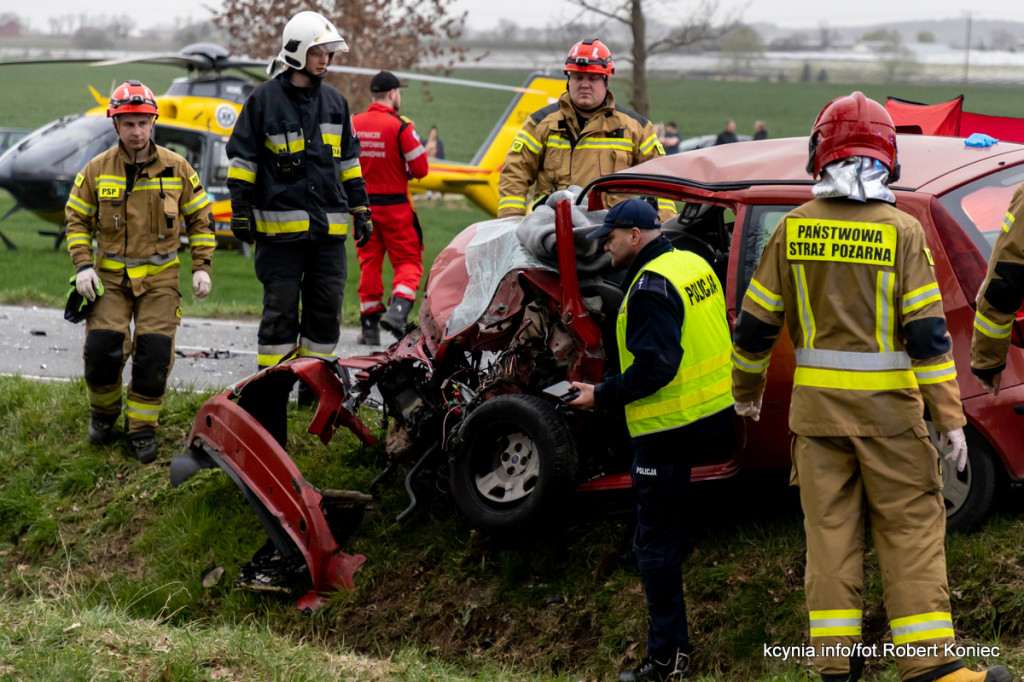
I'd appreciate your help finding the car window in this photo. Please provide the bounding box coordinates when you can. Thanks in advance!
[938,165,1024,261]
[736,204,795,310]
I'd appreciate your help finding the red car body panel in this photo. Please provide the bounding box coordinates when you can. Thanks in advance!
[588,134,1024,483]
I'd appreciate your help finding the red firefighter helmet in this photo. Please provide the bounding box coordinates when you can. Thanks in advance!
[564,39,615,76]
[806,91,899,182]
[107,80,159,118]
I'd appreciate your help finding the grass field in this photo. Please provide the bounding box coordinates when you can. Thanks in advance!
[5,61,1024,322]
[6,61,1024,159]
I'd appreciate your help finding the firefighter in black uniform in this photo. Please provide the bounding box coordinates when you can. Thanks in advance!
[226,10,371,376]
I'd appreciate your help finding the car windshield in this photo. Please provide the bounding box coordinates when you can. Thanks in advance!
[937,164,1024,261]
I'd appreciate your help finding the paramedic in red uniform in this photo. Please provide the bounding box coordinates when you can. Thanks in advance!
[352,71,430,344]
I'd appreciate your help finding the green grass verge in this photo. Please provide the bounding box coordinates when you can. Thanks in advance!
[1,376,1023,679]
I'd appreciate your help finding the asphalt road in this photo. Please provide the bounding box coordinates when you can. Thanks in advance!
[0,304,383,392]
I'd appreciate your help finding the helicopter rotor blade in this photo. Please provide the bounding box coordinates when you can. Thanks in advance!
[325,65,548,94]
[0,58,98,66]
[92,53,211,69]
[91,53,268,72]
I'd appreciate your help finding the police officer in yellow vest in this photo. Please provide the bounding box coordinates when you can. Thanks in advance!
[568,198,734,682]
[732,93,1010,682]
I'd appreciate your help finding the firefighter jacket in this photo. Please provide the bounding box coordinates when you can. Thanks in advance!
[226,74,369,243]
[65,140,214,296]
[596,236,733,438]
[972,183,1024,378]
[497,91,671,218]
[732,198,966,437]
[353,102,429,205]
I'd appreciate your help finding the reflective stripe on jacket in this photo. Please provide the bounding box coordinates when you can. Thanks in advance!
[497,91,670,218]
[65,140,213,294]
[618,249,733,437]
[732,198,965,437]
[972,182,1024,378]
[353,102,429,199]
[226,74,368,244]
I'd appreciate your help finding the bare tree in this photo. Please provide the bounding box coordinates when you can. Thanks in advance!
[109,17,135,42]
[213,0,467,111]
[566,0,740,117]
[817,22,839,49]
[720,25,763,75]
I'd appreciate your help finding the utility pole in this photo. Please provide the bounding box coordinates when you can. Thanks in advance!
[963,11,972,83]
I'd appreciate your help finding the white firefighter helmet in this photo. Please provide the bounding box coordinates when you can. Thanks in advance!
[267,11,348,77]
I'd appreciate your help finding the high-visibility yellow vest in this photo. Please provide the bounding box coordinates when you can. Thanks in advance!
[617,249,733,437]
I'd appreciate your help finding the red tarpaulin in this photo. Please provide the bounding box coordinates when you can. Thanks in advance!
[885,96,963,137]
[960,112,1024,144]
[885,95,1024,144]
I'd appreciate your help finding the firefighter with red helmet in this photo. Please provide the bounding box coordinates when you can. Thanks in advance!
[497,39,672,219]
[226,10,370,374]
[352,71,430,344]
[65,80,215,463]
[732,92,1010,682]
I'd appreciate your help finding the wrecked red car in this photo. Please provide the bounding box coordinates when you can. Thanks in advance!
[173,134,1024,603]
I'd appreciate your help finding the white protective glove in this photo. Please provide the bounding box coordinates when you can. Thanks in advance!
[76,267,101,301]
[192,270,212,299]
[938,427,968,472]
[734,397,762,421]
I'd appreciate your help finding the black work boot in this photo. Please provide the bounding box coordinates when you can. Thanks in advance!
[357,312,382,345]
[87,413,117,445]
[380,297,414,338]
[619,651,690,681]
[127,431,159,464]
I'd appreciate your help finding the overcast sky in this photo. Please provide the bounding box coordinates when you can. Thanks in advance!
[10,0,1024,33]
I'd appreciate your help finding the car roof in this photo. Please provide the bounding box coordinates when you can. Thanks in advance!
[600,135,1024,196]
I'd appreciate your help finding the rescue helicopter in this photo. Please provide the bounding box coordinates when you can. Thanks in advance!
[0,43,564,249]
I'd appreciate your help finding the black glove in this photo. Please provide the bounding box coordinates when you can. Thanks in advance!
[231,212,254,244]
[353,209,372,248]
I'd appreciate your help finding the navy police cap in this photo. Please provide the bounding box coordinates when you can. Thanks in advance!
[586,198,661,239]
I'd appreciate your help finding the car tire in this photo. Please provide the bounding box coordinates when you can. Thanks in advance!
[451,394,578,533]
[927,422,999,533]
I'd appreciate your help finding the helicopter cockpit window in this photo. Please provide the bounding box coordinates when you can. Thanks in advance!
[210,138,230,185]
[14,115,117,177]
[154,126,204,170]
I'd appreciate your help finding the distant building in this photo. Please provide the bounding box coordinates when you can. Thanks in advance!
[0,20,20,38]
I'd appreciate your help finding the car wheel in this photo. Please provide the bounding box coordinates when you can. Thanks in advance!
[451,394,578,533]
[926,422,998,533]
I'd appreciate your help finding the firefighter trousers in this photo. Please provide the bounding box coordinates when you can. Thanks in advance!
[83,274,180,436]
[356,203,423,313]
[793,424,960,680]
[254,240,346,370]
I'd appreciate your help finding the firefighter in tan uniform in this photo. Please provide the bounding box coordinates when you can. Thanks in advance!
[732,93,1011,682]
[971,185,1024,394]
[66,80,214,463]
[497,38,673,220]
